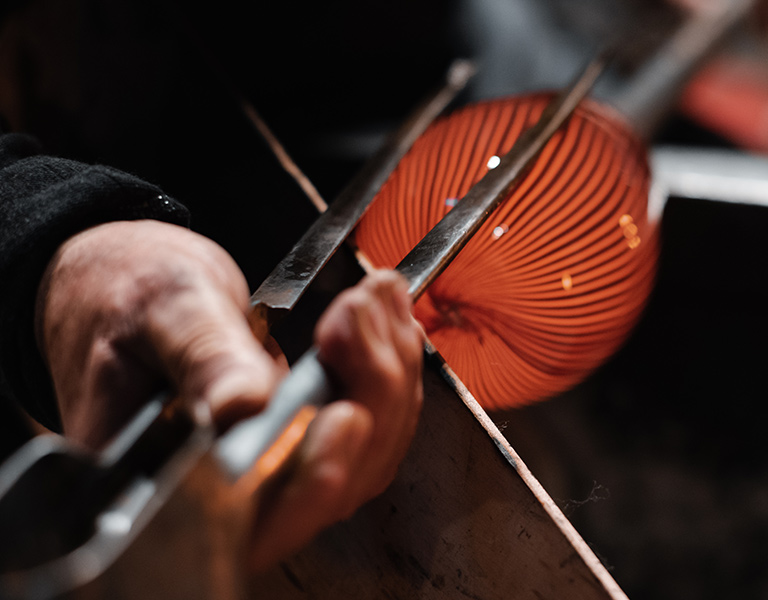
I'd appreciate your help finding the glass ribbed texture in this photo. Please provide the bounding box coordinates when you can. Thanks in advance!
[355,93,658,410]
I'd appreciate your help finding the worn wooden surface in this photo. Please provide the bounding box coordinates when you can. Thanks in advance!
[249,352,627,599]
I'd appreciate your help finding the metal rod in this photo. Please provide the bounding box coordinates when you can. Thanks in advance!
[397,50,610,300]
[249,59,476,325]
[609,0,754,138]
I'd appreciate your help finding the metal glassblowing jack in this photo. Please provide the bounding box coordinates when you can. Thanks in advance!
[0,1,754,597]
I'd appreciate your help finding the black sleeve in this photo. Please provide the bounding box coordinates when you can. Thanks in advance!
[0,133,191,433]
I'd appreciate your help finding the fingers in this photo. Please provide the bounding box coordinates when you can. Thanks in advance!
[142,282,286,431]
[315,270,420,401]
[38,220,287,446]
[315,270,424,498]
[248,271,424,571]
[248,401,373,570]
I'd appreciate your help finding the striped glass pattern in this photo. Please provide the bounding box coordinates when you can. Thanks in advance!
[354,93,658,410]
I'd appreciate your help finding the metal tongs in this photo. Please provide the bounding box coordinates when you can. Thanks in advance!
[218,50,609,479]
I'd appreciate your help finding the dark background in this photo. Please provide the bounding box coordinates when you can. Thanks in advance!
[2,1,768,598]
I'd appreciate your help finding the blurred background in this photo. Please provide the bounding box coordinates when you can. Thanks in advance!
[1,0,768,598]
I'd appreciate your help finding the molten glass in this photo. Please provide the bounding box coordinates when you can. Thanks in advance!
[355,93,658,410]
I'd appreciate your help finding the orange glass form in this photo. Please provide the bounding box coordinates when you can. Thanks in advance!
[355,93,658,410]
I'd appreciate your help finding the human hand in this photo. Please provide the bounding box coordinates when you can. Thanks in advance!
[247,269,424,570]
[36,219,286,447]
[36,219,423,568]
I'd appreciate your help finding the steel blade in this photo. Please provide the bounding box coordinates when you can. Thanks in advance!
[397,50,609,300]
[250,59,476,327]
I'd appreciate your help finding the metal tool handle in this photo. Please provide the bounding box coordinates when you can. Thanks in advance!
[213,347,331,480]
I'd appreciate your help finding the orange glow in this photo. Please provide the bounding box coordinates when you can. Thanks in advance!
[623,223,639,238]
[236,406,318,496]
[355,93,658,410]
